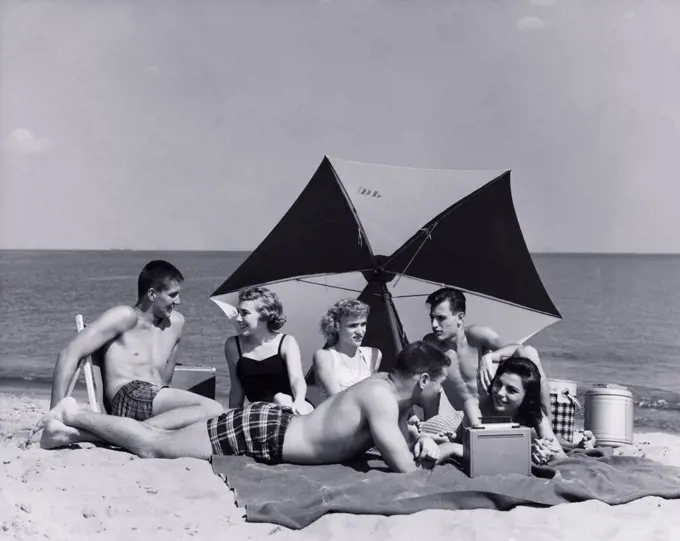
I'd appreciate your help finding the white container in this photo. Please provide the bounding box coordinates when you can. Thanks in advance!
[584,384,634,446]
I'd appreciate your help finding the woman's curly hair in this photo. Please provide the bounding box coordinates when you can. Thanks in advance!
[238,286,287,332]
[319,299,370,346]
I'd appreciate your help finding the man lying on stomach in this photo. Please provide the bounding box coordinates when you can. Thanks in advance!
[39,341,453,473]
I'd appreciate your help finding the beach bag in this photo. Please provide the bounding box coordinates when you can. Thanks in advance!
[549,379,581,442]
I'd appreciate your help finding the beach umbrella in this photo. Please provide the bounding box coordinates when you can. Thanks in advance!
[210,156,562,376]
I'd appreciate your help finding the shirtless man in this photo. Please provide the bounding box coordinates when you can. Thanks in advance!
[422,287,551,427]
[42,260,223,435]
[39,341,451,473]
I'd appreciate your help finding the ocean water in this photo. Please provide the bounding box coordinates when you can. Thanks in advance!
[1,250,680,432]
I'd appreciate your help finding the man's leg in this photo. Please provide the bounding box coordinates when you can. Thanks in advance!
[149,388,224,430]
[41,398,214,459]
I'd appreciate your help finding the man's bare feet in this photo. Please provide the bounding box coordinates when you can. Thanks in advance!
[40,419,82,450]
[33,397,80,435]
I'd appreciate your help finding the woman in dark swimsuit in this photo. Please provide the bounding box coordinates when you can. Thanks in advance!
[224,286,313,415]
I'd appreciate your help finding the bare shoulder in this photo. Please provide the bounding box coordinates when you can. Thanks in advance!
[423,333,447,350]
[281,333,299,348]
[465,324,499,344]
[96,305,139,330]
[313,348,332,363]
[170,310,185,325]
[224,335,240,362]
[354,376,396,409]
[169,310,185,332]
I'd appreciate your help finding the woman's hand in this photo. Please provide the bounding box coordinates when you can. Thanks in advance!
[578,430,596,449]
[531,439,555,465]
[292,399,313,415]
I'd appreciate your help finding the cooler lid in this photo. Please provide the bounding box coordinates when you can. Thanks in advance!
[585,383,633,397]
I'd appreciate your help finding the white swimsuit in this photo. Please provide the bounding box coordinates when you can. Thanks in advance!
[319,347,374,399]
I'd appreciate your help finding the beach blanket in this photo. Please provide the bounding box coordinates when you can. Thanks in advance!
[211,448,680,530]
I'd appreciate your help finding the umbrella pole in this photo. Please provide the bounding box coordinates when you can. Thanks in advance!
[381,283,407,354]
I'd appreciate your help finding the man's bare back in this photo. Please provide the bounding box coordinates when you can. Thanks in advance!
[283,374,413,465]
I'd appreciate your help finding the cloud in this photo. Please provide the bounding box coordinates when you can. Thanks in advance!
[1,128,52,155]
[516,16,545,32]
[530,0,556,6]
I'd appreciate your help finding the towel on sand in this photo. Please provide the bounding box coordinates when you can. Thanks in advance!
[211,448,680,530]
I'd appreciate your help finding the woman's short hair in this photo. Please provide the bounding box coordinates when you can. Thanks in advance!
[238,286,287,331]
[319,299,370,346]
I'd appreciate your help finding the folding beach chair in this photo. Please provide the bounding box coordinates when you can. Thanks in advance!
[65,315,107,413]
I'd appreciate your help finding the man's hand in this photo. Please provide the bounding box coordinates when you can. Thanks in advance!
[478,352,496,392]
[413,436,440,467]
[407,415,422,442]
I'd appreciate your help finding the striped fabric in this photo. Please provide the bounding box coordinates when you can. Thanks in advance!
[207,402,294,464]
[419,411,465,439]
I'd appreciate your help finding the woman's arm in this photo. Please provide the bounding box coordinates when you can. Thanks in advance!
[535,416,567,460]
[313,349,342,396]
[281,335,308,404]
[371,348,383,373]
[224,337,245,409]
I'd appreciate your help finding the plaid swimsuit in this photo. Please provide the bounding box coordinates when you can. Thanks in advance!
[206,402,295,464]
[110,380,168,421]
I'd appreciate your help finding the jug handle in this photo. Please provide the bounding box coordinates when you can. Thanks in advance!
[561,389,581,413]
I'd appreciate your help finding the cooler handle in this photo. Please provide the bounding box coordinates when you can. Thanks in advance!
[560,389,581,413]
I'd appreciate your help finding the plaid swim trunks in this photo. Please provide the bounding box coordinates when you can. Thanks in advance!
[206,402,295,464]
[110,380,167,421]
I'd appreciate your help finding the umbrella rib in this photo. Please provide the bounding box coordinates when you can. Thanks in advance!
[385,173,507,265]
[327,160,378,267]
[294,278,365,294]
[388,274,563,319]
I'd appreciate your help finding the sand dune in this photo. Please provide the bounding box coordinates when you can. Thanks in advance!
[2,393,680,540]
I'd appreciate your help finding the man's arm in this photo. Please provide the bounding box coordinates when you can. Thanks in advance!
[50,306,138,408]
[467,325,522,391]
[161,312,185,384]
[364,388,418,473]
[468,326,552,424]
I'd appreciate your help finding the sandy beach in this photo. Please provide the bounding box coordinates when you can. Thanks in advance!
[2,392,680,541]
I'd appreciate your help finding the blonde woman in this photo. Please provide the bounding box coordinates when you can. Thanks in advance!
[312,299,382,399]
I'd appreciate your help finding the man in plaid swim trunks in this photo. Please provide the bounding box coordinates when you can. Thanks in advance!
[40,342,463,473]
[43,260,224,434]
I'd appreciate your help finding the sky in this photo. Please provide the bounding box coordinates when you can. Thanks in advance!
[1,0,679,253]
